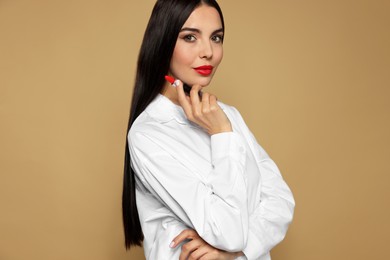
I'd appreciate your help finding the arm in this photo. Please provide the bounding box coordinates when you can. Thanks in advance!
[172,229,244,260]
[129,129,249,251]
[129,82,252,251]
[169,156,294,260]
[243,157,295,259]
[176,81,294,257]
[229,107,295,259]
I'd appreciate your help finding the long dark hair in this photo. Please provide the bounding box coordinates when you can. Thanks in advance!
[122,0,225,249]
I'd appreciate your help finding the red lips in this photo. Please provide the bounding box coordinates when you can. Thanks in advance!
[194,65,213,76]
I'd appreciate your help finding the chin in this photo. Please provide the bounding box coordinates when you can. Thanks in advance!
[196,76,214,87]
[179,73,215,87]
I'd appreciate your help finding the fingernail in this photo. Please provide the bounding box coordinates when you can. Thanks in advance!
[165,75,175,84]
[173,79,180,87]
[169,241,175,248]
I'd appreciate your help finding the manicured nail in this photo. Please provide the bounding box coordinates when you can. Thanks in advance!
[165,75,175,84]
[165,75,181,87]
[169,241,175,248]
[173,79,180,87]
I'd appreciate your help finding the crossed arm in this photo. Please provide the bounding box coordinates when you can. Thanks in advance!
[130,81,295,259]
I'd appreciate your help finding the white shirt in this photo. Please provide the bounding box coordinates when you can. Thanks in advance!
[128,94,295,260]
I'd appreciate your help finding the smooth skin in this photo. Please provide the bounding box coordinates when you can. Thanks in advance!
[161,4,245,260]
[169,4,223,87]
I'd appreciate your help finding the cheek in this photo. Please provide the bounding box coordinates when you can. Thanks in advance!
[214,47,224,66]
[171,45,193,67]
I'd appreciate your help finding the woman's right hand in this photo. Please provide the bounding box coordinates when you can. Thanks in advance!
[175,80,232,135]
[171,229,244,260]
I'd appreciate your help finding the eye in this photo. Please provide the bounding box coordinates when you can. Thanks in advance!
[211,34,224,43]
[182,34,197,42]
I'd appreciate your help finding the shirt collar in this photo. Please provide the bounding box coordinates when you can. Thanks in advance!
[145,94,188,124]
[145,94,227,125]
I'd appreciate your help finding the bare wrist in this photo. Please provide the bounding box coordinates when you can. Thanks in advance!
[209,124,232,135]
[235,251,245,258]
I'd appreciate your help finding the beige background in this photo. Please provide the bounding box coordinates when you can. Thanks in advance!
[1,0,389,259]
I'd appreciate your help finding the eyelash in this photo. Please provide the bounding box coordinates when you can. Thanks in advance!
[212,35,224,43]
[181,34,224,43]
[183,35,196,42]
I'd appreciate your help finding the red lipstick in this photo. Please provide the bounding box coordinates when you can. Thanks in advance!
[194,65,213,76]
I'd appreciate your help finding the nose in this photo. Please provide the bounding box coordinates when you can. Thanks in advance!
[199,40,213,59]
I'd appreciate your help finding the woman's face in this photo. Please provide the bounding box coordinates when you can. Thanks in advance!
[169,4,224,87]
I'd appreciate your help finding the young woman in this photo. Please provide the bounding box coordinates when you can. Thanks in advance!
[122,0,295,259]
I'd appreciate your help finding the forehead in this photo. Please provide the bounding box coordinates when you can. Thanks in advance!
[182,5,222,29]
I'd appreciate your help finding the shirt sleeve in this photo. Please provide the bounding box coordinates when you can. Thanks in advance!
[243,156,295,259]
[228,106,295,259]
[128,129,249,252]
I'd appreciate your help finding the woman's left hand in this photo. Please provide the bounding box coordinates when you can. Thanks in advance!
[171,229,243,260]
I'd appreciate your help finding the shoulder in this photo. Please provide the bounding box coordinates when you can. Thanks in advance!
[128,98,185,149]
[128,111,166,148]
[129,95,174,136]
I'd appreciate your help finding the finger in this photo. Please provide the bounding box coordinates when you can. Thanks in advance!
[201,92,210,115]
[188,244,210,260]
[190,85,202,118]
[180,239,203,260]
[199,250,220,260]
[209,94,219,112]
[190,84,202,106]
[176,80,194,119]
[170,229,197,248]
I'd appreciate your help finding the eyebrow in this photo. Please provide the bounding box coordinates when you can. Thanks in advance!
[180,27,224,34]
